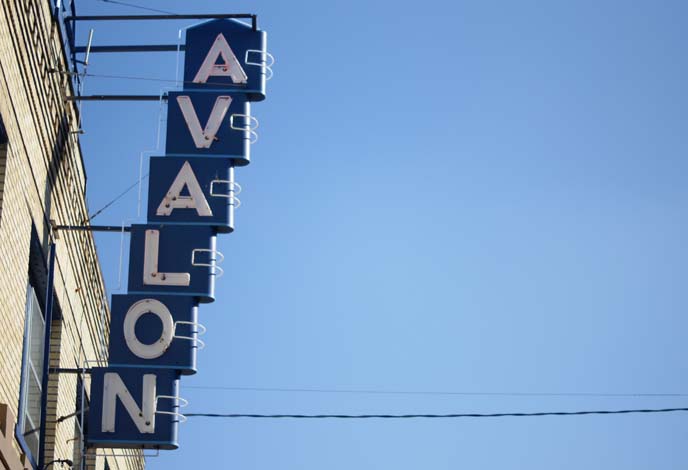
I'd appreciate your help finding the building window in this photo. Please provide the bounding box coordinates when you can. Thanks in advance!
[18,284,46,466]
[17,228,62,468]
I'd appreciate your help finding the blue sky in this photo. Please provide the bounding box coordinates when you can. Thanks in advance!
[73,0,688,468]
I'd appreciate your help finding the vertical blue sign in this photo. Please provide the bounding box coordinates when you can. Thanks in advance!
[165,91,252,165]
[108,295,200,375]
[183,18,269,101]
[87,367,181,449]
[89,16,270,452]
[127,224,219,303]
[147,156,237,233]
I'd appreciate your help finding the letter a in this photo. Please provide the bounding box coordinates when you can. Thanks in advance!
[156,161,212,217]
[143,230,191,286]
[193,33,248,84]
[177,95,232,149]
[102,373,156,434]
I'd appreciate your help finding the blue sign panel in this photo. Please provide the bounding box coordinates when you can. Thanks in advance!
[183,19,268,101]
[127,224,219,303]
[147,156,236,233]
[108,294,200,375]
[166,91,252,166]
[86,16,272,454]
[88,367,181,449]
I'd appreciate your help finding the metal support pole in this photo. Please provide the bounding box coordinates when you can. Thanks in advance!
[65,95,164,102]
[49,368,91,375]
[37,242,57,470]
[73,44,185,53]
[64,13,258,30]
[55,224,132,232]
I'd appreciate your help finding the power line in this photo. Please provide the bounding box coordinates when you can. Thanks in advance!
[98,0,176,15]
[186,407,688,420]
[183,385,688,398]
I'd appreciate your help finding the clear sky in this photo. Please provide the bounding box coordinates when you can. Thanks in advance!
[72,0,688,468]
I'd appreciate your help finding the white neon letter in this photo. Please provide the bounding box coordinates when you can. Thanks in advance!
[102,373,156,434]
[177,95,232,149]
[143,230,191,286]
[193,33,248,84]
[123,299,175,359]
[156,161,212,217]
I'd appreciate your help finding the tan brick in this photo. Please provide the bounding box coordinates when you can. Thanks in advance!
[0,1,143,468]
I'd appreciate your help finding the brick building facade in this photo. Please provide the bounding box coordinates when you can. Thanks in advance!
[0,1,143,469]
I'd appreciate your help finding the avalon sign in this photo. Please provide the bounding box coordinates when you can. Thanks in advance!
[87,18,271,449]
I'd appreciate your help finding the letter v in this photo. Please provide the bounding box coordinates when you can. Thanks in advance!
[177,95,232,149]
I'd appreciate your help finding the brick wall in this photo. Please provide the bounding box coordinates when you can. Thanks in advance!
[0,1,143,469]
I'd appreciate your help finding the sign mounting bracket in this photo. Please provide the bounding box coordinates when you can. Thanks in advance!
[64,13,258,31]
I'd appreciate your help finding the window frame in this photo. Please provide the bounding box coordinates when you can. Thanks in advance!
[0,114,7,224]
[16,283,46,470]
[72,376,90,470]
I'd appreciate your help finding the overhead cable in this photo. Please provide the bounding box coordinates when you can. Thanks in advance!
[184,385,688,398]
[98,0,176,15]
[186,407,688,420]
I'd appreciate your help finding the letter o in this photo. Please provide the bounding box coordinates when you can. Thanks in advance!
[123,299,174,359]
